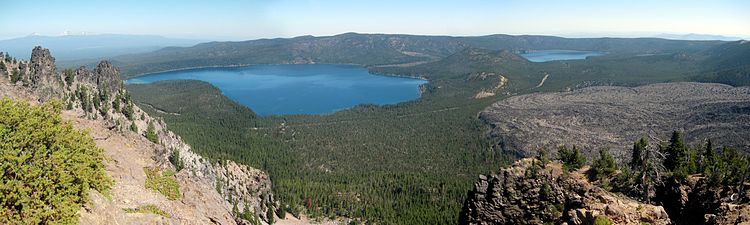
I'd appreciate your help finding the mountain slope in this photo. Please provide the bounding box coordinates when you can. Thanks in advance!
[0,47,278,224]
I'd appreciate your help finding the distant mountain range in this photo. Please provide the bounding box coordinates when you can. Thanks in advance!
[653,33,744,41]
[0,34,202,62]
[112,33,728,76]
[559,32,745,41]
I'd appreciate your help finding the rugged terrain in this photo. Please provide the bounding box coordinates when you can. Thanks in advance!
[460,158,750,225]
[0,47,280,224]
[480,82,750,159]
[460,159,672,225]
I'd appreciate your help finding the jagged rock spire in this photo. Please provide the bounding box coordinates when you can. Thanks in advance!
[29,46,57,87]
[29,46,63,101]
[94,60,122,94]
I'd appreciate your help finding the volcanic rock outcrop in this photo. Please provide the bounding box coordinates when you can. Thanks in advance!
[460,159,672,225]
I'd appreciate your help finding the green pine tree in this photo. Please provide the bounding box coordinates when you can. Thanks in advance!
[592,148,618,180]
[630,138,648,170]
[146,121,158,143]
[559,145,587,171]
[663,131,686,171]
[130,121,138,133]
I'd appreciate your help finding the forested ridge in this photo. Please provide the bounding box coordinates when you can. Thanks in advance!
[114,33,726,77]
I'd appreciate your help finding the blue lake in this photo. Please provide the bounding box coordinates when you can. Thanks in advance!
[126,64,428,115]
[520,50,605,62]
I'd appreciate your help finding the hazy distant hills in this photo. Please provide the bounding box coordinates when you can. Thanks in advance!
[113,33,731,76]
[654,33,744,41]
[0,34,202,62]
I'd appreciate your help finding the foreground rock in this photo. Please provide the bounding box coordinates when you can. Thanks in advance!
[480,82,750,159]
[460,158,671,225]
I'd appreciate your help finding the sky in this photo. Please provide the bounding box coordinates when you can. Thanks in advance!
[0,0,748,41]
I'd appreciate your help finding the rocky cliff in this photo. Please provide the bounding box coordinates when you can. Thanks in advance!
[460,159,671,225]
[460,158,750,225]
[0,47,277,224]
[480,82,750,160]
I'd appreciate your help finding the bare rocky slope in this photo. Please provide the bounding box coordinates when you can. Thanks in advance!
[480,82,750,160]
[0,47,279,224]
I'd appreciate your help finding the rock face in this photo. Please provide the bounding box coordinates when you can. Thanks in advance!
[94,61,122,94]
[157,125,278,223]
[655,175,750,225]
[460,158,671,225]
[28,46,56,85]
[706,203,750,225]
[480,82,750,160]
[28,46,64,101]
[73,61,122,94]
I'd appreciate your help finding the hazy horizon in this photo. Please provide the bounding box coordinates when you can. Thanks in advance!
[0,31,746,42]
[1,0,748,41]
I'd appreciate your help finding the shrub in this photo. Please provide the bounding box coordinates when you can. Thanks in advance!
[122,102,134,120]
[591,148,618,180]
[169,149,185,172]
[64,69,75,86]
[10,69,21,83]
[112,94,121,111]
[130,121,138,133]
[144,167,181,200]
[266,207,275,224]
[594,215,614,225]
[559,145,587,171]
[276,205,287,219]
[0,98,111,224]
[146,121,158,143]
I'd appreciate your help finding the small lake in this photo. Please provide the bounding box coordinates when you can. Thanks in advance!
[520,50,605,62]
[126,64,428,115]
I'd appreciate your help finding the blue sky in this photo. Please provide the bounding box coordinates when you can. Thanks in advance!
[0,0,748,40]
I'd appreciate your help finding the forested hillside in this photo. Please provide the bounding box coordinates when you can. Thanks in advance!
[129,79,509,224]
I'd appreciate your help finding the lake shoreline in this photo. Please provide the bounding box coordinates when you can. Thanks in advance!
[126,63,430,82]
[125,64,429,116]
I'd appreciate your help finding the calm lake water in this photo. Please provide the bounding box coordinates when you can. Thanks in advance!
[126,64,428,115]
[520,50,605,62]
